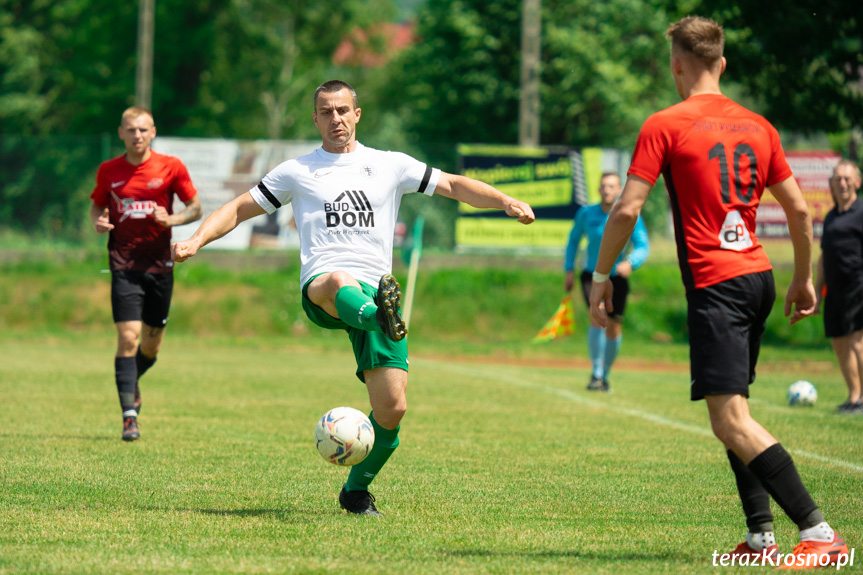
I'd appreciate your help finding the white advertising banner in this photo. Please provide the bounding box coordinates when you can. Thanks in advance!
[153,137,320,250]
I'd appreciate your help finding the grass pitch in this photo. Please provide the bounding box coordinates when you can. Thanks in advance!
[1,334,861,574]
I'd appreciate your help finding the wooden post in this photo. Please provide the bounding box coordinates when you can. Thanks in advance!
[519,0,541,146]
[135,0,155,109]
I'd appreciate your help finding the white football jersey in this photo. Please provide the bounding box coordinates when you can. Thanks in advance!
[250,143,440,286]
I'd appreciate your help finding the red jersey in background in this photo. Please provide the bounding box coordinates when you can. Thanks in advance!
[91,151,197,273]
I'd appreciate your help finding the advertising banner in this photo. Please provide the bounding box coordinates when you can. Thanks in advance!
[456,145,629,250]
[154,137,320,249]
[756,151,841,238]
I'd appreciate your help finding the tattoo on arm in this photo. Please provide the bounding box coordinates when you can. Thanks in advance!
[174,201,203,226]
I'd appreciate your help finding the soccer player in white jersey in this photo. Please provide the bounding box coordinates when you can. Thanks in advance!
[172,80,535,515]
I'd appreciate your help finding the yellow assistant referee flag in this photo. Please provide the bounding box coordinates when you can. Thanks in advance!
[532,295,575,343]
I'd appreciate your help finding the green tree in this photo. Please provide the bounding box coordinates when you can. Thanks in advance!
[0,0,226,238]
[0,0,397,239]
[541,0,678,148]
[0,0,134,135]
[0,0,396,138]
[0,0,237,136]
[692,1,863,147]
[388,0,678,161]
[384,0,680,245]
[181,0,398,139]
[388,0,523,161]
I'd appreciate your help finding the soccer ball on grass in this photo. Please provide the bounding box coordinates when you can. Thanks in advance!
[787,380,817,407]
[314,406,375,466]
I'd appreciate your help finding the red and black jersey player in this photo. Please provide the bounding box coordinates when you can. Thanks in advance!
[589,16,849,568]
[90,107,202,442]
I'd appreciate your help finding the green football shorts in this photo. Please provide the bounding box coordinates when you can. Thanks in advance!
[302,275,409,383]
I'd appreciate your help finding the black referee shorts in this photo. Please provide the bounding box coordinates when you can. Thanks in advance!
[111,270,174,327]
[580,270,630,320]
[687,270,775,401]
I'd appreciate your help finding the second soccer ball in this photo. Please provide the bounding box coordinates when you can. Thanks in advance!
[787,380,817,407]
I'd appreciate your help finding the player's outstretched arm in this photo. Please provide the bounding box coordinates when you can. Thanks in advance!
[434,173,535,225]
[172,192,265,262]
[768,176,816,325]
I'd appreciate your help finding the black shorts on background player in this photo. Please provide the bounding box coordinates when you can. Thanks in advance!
[823,282,863,338]
[580,270,629,320]
[821,201,863,338]
[111,270,173,327]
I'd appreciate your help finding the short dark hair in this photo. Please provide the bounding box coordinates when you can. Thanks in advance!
[666,16,724,66]
[600,171,621,183]
[313,80,358,111]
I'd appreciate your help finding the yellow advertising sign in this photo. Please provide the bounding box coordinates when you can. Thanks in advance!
[457,145,580,249]
[456,218,574,247]
[458,179,573,213]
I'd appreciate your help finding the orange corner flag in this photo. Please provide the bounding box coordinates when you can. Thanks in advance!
[532,295,576,343]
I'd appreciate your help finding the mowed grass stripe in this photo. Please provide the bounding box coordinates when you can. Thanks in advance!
[1,336,861,575]
[417,357,863,475]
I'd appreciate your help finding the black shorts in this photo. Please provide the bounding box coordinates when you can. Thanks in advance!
[687,271,775,401]
[111,270,174,327]
[823,278,863,338]
[580,270,629,320]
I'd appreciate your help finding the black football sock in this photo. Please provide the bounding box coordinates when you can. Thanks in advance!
[747,444,823,530]
[115,356,137,414]
[135,346,156,379]
[727,449,774,533]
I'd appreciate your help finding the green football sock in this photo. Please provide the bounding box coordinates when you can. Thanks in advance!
[334,286,380,332]
[345,412,400,492]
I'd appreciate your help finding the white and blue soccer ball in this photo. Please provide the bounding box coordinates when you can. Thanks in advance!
[787,380,817,407]
[314,406,375,466]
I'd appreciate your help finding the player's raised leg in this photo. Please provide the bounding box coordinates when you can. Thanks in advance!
[374,274,407,342]
[308,271,406,342]
[133,346,149,414]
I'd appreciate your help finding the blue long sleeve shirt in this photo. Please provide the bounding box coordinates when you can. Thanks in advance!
[563,203,650,274]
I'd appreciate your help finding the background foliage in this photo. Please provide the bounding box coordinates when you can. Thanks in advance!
[697,0,863,138]
[1,0,860,243]
[0,247,830,356]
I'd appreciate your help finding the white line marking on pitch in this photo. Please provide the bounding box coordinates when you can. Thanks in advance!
[419,359,863,475]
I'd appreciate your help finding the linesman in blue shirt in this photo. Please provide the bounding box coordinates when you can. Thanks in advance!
[564,172,649,392]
